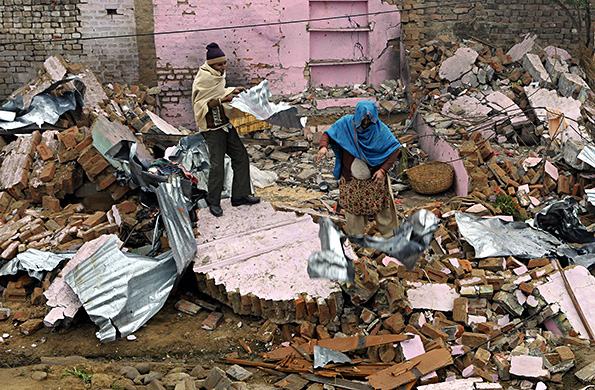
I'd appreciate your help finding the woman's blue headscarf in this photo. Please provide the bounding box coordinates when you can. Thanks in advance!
[325,100,401,179]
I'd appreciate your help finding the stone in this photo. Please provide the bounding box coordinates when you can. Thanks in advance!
[135,362,151,374]
[522,53,552,87]
[144,371,163,384]
[31,371,48,381]
[119,366,141,380]
[226,365,252,381]
[439,48,479,82]
[163,372,192,388]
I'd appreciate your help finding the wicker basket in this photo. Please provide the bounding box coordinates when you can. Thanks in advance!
[407,161,454,195]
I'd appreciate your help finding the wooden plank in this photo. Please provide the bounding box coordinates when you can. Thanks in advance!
[316,334,412,352]
[367,349,453,390]
[301,374,374,390]
[276,373,310,390]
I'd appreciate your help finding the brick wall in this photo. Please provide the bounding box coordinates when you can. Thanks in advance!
[0,0,141,104]
[0,0,84,100]
[397,0,582,53]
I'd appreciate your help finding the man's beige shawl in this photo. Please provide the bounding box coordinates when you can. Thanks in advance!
[191,62,236,131]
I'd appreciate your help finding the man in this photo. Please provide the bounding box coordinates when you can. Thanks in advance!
[316,100,401,237]
[192,42,260,217]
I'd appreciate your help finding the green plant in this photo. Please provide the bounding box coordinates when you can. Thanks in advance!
[493,194,523,221]
[64,367,93,383]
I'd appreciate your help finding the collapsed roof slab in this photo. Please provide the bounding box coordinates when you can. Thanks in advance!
[193,200,343,323]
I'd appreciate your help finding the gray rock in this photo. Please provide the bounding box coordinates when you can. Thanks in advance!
[226,365,252,381]
[30,371,47,381]
[135,362,151,374]
[163,372,192,387]
[144,371,164,384]
[113,378,137,390]
[191,364,210,379]
[439,47,478,82]
[147,379,167,390]
[119,366,141,381]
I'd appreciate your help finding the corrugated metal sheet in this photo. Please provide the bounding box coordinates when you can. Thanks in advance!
[64,235,177,342]
[230,80,306,129]
[156,176,196,275]
[0,249,73,280]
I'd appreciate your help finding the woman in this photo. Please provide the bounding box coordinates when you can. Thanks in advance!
[316,100,401,237]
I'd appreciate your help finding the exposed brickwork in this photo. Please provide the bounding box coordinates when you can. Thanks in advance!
[397,0,584,53]
[0,0,142,103]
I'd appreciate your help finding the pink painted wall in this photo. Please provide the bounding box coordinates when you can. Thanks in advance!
[153,0,401,128]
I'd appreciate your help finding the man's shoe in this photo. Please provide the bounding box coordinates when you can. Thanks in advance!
[231,196,261,207]
[209,204,223,217]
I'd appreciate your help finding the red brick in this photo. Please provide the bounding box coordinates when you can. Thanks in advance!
[40,161,57,182]
[453,297,468,324]
[295,297,306,320]
[75,135,93,152]
[201,312,224,331]
[317,298,330,325]
[107,182,130,201]
[384,312,405,333]
[0,242,19,260]
[421,323,449,341]
[3,287,27,302]
[461,332,489,348]
[20,319,44,335]
[97,170,117,190]
[299,321,316,338]
[117,200,137,214]
[316,325,331,339]
[12,310,32,322]
[86,159,110,178]
[82,211,107,228]
[36,143,54,161]
[0,191,15,213]
[42,196,61,212]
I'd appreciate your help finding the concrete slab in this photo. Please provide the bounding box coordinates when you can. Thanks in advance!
[537,265,595,339]
[524,85,582,142]
[558,72,591,103]
[522,53,552,87]
[193,200,342,323]
[485,91,530,127]
[544,46,572,61]
[506,33,537,62]
[439,47,478,82]
[544,57,569,85]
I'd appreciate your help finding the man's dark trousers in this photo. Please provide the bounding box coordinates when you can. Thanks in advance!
[202,126,251,207]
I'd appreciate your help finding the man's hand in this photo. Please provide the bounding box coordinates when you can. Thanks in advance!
[373,168,385,185]
[316,147,328,162]
[233,87,246,94]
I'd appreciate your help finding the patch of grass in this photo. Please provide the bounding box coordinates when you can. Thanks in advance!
[493,194,523,221]
[63,367,93,383]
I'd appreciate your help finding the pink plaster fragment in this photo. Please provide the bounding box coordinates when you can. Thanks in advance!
[316,97,377,110]
[523,157,542,169]
[530,196,541,206]
[400,334,425,360]
[497,315,510,326]
[466,204,488,213]
[449,258,461,268]
[442,210,456,218]
[509,355,549,378]
[516,289,527,305]
[462,365,475,378]
[544,161,559,180]
[518,184,530,193]
[382,256,403,267]
[514,266,529,275]
[536,381,547,390]
[544,319,563,335]
[451,344,465,355]
[468,315,487,325]
[485,215,514,222]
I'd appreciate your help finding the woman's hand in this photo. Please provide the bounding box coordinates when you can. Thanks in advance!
[233,87,246,94]
[373,168,385,185]
[316,147,328,162]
